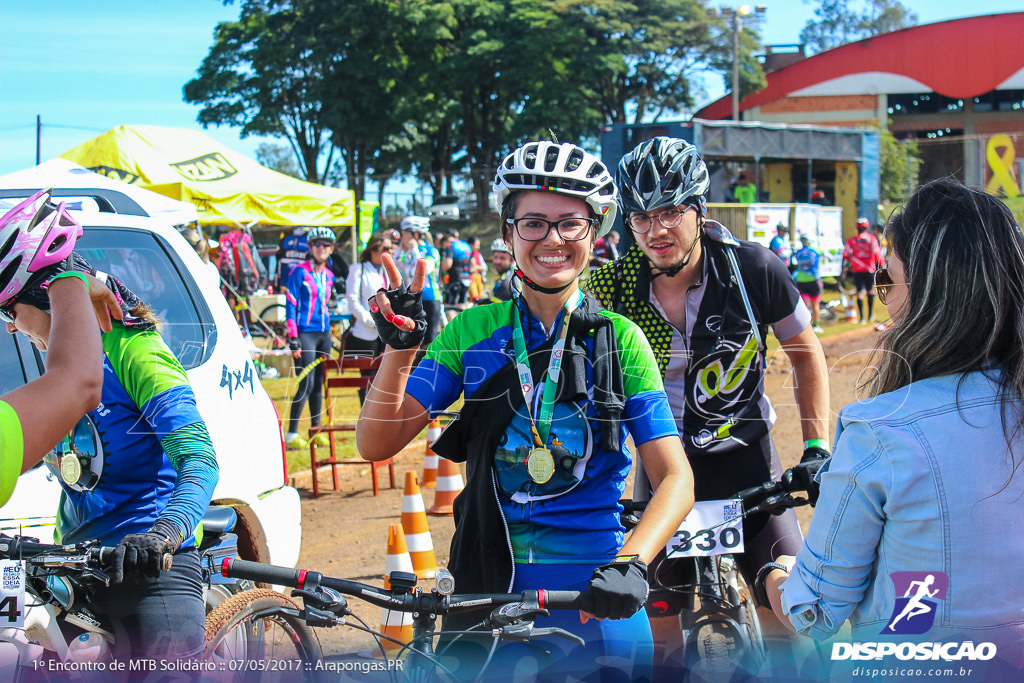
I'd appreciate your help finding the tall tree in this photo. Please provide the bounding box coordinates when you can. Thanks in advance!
[860,0,918,37]
[184,2,339,183]
[800,0,918,54]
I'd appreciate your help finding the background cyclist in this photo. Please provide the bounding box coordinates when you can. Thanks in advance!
[584,137,830,644]
[284,226,337,449]
[489,237,515,302]
[793,233,825,334]
[842,216,885,324]
[357,141,694,680]
[0,190,119,505]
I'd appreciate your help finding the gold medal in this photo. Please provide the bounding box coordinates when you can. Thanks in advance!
[59,454,82,486]
[527,447,555,485]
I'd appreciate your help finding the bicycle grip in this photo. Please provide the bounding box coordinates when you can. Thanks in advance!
[94,547,173,571]
[540,590,582,610]
[221,557,315,587]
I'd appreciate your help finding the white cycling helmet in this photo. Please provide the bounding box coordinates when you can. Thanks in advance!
[400,216,431,234]
[307,226,336,243]
[0,188,83,306]
[490,238,511,255]
[492,141,618,237]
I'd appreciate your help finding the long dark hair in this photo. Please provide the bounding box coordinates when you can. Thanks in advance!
[358,233,389,263]
[871,178,1024,445]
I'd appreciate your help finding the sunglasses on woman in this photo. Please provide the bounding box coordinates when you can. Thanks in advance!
[874,267,909,306]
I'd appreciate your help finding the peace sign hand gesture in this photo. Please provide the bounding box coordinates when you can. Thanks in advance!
[367,253,429,350]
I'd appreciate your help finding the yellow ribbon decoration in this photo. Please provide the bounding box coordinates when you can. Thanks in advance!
[985,134,1020,198]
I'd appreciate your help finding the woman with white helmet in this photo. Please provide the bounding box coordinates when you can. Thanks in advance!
[0,189,119,504]
[356,141,694,679]
[284,225,338,448]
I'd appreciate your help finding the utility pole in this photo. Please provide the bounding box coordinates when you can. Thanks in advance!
[36,115,41,165]
[719,5,766,122]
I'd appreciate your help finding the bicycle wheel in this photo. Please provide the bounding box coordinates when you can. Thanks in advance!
[204,588,325,682]
[728,567,766,672]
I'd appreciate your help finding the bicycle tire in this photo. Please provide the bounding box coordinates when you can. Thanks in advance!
[731,570,766,671]
[204,588,325,682]
[687,620,735,683]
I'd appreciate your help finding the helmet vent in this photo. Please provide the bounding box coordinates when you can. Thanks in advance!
[46,233,68,255]
[543,146,560,173]
[0,256,22,300]
[565,149,584,173]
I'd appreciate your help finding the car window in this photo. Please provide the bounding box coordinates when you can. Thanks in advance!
[0,334,29,396]
[77,227,217,369]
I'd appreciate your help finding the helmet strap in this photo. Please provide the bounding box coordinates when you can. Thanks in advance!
[651,223,703,279]
[513,268,574,294]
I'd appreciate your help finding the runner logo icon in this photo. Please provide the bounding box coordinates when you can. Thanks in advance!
[884,571,948,635]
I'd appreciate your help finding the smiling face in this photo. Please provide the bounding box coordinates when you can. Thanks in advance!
[504,191,593,291]
[631,204,701,272]
[6,303,52,351]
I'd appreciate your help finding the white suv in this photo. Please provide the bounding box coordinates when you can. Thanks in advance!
[0,181,301,568]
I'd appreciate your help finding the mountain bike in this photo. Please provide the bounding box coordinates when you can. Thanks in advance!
[209,558,585,682]
[0,506,260,678]
[622,476,809,682]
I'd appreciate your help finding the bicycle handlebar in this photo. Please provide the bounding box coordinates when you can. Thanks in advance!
[622,474,808,526]
[0,534,172,571]
[221,558,582,613]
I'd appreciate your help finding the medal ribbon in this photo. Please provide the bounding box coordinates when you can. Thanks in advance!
[511,289,584,448]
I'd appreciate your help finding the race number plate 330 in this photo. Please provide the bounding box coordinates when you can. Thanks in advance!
[0,560,26,627]
[665,499,744,559]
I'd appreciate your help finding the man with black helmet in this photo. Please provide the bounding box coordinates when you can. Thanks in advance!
[584,137,830,621]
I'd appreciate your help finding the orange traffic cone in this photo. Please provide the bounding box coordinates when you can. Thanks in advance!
[380,524,414,654]
[422,419,441,488]
[401,471,439,579]
[427,457,464,516]
[843,292,858,323]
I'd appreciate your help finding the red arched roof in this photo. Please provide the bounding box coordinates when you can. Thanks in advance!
[696,13,1024,120]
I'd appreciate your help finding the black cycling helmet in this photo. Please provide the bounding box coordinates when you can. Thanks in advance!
[616,137,710,216]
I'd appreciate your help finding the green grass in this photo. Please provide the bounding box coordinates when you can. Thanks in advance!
[263,375,365,474]
[1005,196,1024,228]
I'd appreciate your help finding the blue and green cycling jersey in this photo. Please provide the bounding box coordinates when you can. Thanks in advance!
[405,298,676,565]
[793,246,821,282]
[0,400,23,507]
[56,325,218,547]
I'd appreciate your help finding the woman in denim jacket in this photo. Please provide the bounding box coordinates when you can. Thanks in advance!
[762,179,1024,673]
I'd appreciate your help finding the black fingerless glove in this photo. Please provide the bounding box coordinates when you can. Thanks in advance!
[789,446,830,506]
[109,520,182,584]
[288,337,301,352]
[579,555,649,620]
[367,283,427,350]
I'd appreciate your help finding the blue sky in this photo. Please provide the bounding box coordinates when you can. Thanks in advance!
[1,0,1021,181]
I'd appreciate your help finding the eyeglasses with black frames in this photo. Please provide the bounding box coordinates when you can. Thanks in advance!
[505,217,596,242]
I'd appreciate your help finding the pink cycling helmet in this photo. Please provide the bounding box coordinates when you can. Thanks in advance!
[0,188,83,306]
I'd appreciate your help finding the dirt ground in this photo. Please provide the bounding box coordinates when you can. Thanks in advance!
[289,327,885,656]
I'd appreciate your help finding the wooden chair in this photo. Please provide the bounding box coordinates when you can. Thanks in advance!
[307,354,395,497]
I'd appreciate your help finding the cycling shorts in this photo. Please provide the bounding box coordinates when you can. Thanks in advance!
[796,279,822,300]
[852,271,875,293]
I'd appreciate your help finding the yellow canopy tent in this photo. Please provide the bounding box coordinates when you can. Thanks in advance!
[60,124,355,228]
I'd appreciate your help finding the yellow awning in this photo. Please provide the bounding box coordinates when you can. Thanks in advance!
[61,125,355,227]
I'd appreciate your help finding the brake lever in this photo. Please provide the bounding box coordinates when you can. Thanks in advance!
[292,587,349,615]
[530,627,585,648]
[490,601,548,626]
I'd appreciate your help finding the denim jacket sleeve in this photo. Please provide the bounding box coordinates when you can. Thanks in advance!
[780,416,890,639]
